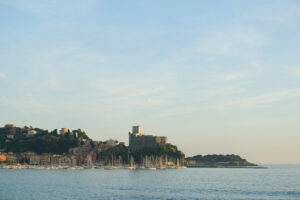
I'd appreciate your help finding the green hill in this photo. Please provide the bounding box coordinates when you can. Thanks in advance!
[186,154,257,167]
[97,143,185,164]
[0,126,90,154]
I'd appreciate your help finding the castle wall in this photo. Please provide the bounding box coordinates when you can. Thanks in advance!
[128,126,168,151]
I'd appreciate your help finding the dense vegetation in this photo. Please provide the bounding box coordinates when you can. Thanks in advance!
[186,154,257,167]
[97,143,129,163]
[0,127,90,154]
[131,144,184,163]
[97,143,185,164]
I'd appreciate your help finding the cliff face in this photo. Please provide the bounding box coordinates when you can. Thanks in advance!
[186,154,257,168]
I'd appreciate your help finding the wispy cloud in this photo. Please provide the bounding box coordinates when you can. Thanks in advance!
[204,87,245,98]
[243,2,300,27]
[0,94,54,115]
[90,79,164,97]
[155,106,202,118]
[212,89,300,110]
[213,73,245,81]
[44,79,69,91]
[196,27,267,56]
[155,88,300,117]
[89,79,169,108]
[289,67,300,76]
[0,0,96,17]
[0,72,5,78]
[74,52,113,65]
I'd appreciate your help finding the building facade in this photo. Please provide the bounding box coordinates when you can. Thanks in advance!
[0,153,7,162]
[128,126,167,151]
[6,152,17,163]
[29,154,40,165]
[105,139,120,147]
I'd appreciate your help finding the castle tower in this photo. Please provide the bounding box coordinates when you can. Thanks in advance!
[129,125,167,151]
[129,126,142,151]
[132,126,142,136]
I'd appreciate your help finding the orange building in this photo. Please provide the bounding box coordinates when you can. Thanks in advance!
[0,153,7,162]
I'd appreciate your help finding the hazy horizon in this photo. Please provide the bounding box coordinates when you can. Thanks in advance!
[1,0,300,164]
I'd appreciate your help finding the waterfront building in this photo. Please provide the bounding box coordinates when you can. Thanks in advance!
[91,153,97,162]
[40,154,51,165]
[71,155,77,165]
[83,153,92,165]
[29,154,40,165]
[21,151,34,163]
[50,154,61,165]
[59,154,70,165]
[128,126,168,151]
[69,142,93,165]
[76,155,83,165]
[7,152,17,162]
[0,153,7,162]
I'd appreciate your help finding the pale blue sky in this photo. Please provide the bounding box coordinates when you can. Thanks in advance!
[1,0,300,163]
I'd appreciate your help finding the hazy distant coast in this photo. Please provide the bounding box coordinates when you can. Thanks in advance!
[186,154,261,168]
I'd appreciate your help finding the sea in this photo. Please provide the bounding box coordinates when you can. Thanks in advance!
[0,165,299,200]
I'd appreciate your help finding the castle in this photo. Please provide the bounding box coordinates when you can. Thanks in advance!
[128,126,167,151]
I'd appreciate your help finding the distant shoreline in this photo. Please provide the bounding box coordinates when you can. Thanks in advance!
[0,164,267,170]
[187,166,267,169]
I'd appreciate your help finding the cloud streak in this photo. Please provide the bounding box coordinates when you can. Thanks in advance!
[196,27,268,56]
[289,67,300,76]
[155,88,300,118]
[0,72,5,78]
[213,73,245,81]
[212,89,300,110]
[243,2,300,27]
[0,95,54,115]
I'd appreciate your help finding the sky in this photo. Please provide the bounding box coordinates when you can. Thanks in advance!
[0,0,300,164]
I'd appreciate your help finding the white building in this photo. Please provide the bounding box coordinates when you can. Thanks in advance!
[105,139,120,147]
[27,130,37,137]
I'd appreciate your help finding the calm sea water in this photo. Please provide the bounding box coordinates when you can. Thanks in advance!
[0,165,299,200]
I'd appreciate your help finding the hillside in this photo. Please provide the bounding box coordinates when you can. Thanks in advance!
[0,125,90,154]
[97,143,185,164]
[186,154,257,167]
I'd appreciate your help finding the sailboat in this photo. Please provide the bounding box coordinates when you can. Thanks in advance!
[127,156,136,170]
[158,156,166,169]
[104,155,114,170]
[176,158,187,169]
[145,156,156,170]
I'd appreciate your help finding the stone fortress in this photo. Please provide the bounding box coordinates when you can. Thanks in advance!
[128,126,168,151]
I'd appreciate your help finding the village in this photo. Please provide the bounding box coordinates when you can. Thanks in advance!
[0,124,186,170]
